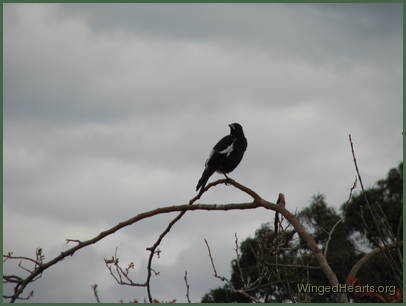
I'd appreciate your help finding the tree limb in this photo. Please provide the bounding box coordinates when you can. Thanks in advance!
[346,241,403,284]
[4,179,347,302]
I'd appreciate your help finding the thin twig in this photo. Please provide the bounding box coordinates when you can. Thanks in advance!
[349,134,391,245]
[184,271,191,303]
[348,134,401,284]
[66,239,82,245]
[323,218,343,258]
[92,284,101,303]
[144,179,216,302]
[234,233,246,287]
[203,238,260,303]
[347,176,357,204]
[347,241,403,281]
[3,255,42,267]
[104,251,144,287]
[203,238,228,282]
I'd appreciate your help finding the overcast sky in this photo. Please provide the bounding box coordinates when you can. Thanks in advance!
[4,3,402,303]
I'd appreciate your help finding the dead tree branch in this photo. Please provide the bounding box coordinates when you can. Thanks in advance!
[203,238,228,283]
[346,241,403,302]
[233,233,246,288]
[204,238,260,303]
[349,134,394,245]
[92,284,101,303]
[346,241,403,284]
[323,218,343,258]
[104,250,144,287]
[184,271,191,303]
[349,134,402,285]
[4,178,347,302]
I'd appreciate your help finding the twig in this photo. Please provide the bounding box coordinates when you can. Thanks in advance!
[144,179,223,302]
[203,238,228,282]
[348,134,401,284]
[4,291,33,301]
[3,254,42,267]
[349,134,368,204]
[323,218,343,258]
[66,239,82,245]
[347,241,403,283]
[92,284,101,303]
[203,238,260,303]
[104,251,144,287]
[234,233,246,287]
[184,271,191,303]
[349,134,392,244]
[3,275,24,283]
[347,176,357,203]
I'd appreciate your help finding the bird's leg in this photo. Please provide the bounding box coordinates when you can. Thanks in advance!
[223,173,232,185]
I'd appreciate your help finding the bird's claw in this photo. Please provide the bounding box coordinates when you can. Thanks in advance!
[224,176,233,185]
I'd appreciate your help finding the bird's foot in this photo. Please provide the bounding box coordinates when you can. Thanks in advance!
[223,174,233,185]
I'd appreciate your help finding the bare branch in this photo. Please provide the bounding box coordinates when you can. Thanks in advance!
[349,134,368,203]
[4,178,347,302]
[347,176,357,203]
[66,239,82,245]
[323,218,343,258]
[184,271,191,303]
[3,275,24,283]
[348,134,401,285]
[233,232,246,287]
[92,284,101,303]
[346,241,403,284]
[4,290,33,301]
[104,251,145,287]
[3,254,42,267]
[143,178,223,302]
[204,238,260,303]
[203,238,228,283]
[349,134,393,245]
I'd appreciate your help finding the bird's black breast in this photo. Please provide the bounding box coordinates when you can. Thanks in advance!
[218,136,247,173]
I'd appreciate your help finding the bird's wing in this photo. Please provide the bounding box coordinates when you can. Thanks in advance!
[205,135,235,168]
[213,135,235,152]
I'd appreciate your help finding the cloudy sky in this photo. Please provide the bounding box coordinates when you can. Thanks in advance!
[4,3,402,303]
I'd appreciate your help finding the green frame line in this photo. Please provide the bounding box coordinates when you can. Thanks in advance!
[1,1,404,305]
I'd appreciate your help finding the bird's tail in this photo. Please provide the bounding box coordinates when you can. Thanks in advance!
[196,168,215,192]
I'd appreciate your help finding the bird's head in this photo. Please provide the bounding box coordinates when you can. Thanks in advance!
[228,122,244,135]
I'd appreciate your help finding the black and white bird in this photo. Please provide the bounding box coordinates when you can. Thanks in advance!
[196,123,247,193]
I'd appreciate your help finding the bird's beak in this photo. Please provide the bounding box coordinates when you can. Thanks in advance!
[228,123,233,129]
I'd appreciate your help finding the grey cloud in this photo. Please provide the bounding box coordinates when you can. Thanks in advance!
[4,3,402,303]
[56,3,401,65]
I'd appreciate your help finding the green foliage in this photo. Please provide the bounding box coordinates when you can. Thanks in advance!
[341,163,403,290]
[201,163,403,303]
[342,163,403,247]
[201,285,250,303]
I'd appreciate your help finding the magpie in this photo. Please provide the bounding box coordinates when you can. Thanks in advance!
[196,123,247,193]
